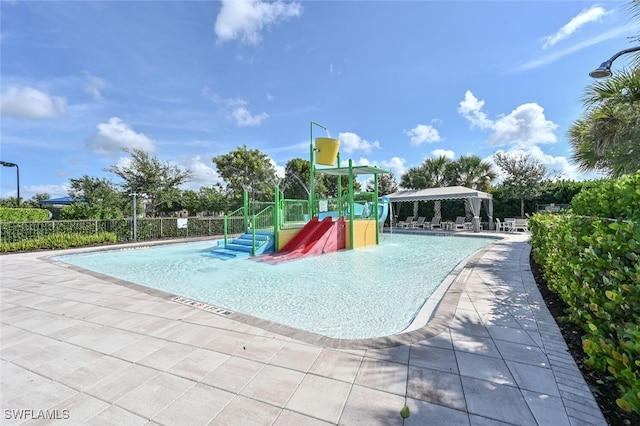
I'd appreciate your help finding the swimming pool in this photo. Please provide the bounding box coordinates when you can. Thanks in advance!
[54,233,495,339]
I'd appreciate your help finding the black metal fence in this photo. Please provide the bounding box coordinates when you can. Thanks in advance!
[0,217,225,244]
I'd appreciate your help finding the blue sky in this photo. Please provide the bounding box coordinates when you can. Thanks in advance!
[1,0,637,200]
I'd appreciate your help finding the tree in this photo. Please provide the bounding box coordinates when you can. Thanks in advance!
[31,193,51,203]
[450,155,496,191]
[450,155,497,220]
[493,151,548,217]
[401,156,455,218]
[322,173,360,198]
[197,185,229,214]
[366,173,398,195]
[212,145,278,205]
[107,148,192,216]
[16,193,52,208]
[62,175,125,219]
[569,69,640,177]
[568,0,640,177]
[281,158,312,200]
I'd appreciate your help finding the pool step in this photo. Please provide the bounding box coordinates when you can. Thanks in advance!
[208,231,274,260]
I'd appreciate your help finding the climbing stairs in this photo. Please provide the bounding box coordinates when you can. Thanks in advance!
[207,230,274,260]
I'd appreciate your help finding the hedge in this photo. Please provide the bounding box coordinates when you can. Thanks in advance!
[0,207,50,222]
[529,171,640,413]
[0,233,118,253]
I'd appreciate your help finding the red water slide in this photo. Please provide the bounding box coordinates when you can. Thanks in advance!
[261,216,345,263]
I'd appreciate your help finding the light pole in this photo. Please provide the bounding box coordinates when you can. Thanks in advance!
[0,161,20,207]
[589,46,640,78]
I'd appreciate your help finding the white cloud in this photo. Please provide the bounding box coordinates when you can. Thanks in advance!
[458,91,557,149]
[0,85,66,119]
[431,149,455,159]
[85,117,156,155]
[203,88,268,127]
[518,25,633,71]
[404,124,443,146]
[380,156,407,179]
[186,155,224,189]
[269,157,285,179]
[214,0,302,45]
[231,106,269,127]
[458,91,493,129]
[83,72,108,101]
[492,147,580,181]
[338,132,380,154]
[542,6,607,49]
[24,184,69,200]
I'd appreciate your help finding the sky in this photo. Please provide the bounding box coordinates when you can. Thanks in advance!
[1,0,638,201]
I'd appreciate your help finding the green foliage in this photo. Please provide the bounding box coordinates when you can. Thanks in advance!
[0,217,224,248]
[59,203,124,220]
[570,172,640,220]
[281,158,313,200]
[366,172,398,195]
[0,207,50,222]
[212,145,278,206]
[569,67,640,178]
[107,148,192,217]
[66,175,126,218]
[529,173,640,413]
[493,151,548,217]
[1,232,118,252]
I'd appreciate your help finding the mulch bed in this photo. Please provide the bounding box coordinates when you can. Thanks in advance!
[530,254,639,426]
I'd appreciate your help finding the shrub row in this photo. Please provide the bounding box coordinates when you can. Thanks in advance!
[0,217,226,249]
[1,232,118,253]
[529,172,640,414]
[0,207,50,222]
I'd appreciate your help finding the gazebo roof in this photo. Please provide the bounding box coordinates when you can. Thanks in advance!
[385,186,492,202]
[39,196,78,205]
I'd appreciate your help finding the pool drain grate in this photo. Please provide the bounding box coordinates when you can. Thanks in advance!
[171,296,233,316]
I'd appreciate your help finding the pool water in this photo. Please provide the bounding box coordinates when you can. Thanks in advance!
[54,233,495,339]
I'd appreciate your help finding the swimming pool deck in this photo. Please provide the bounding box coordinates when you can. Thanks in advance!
[1,232,607,425]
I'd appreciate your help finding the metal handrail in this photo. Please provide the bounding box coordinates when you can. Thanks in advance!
[250,205,274,255]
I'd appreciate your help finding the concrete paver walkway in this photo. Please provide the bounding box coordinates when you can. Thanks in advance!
[1,234,607,425]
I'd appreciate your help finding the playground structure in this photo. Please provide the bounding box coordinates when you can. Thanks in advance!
[214,122,391,260]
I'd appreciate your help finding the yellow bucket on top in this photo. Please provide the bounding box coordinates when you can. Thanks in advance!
[315,137,340,166]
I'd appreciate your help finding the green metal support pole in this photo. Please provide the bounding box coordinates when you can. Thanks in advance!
[274,186,280,251]
[223,216,228,247]
[251,215,256,256]
[243,190,249,232]
[309,121,329,220]
[309,123,315,219]
[374,173,379,244]
[348,159,355,250]
[337,152,342,216]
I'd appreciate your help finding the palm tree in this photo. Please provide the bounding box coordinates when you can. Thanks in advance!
[400,156,454,218]
[450,155,497,219]
[568,0,640,177]
[569,69,640,177]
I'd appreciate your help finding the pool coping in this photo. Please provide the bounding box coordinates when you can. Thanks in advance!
[41,231,506,350]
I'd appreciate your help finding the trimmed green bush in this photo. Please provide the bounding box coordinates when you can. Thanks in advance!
[0,207,50,222]
[529,171,640,414]
[571,173,640,220]
[0,232,118,253]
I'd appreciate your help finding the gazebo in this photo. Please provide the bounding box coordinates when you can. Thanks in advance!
[385,186,493,232]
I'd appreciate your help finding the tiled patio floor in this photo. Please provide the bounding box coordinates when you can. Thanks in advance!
[0,233,607,425]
